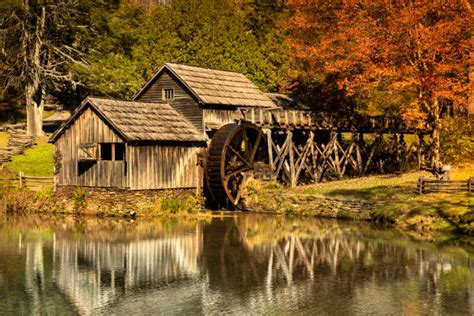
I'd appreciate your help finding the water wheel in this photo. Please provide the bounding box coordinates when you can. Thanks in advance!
[206,122,265,209]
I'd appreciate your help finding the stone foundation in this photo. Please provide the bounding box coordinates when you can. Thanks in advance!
[55,186,200,216]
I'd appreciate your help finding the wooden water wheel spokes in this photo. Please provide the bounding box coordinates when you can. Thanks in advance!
[206,122,263,208]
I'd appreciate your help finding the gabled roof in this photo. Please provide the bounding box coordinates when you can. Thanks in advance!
[265,93,308,110]
[133,63,276,108]
[43,110,71,123]
[50,97,207,143]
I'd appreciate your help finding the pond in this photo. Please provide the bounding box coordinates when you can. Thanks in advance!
[0,214,472,315]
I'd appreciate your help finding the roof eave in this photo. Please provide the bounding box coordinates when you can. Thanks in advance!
[49,97,91,143]
[131,64,167,100]
[49,97,129,144]
[87,101,130,142]
[127,139,207,146]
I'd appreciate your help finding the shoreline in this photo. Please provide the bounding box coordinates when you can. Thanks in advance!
[1,166,472,240]
[242,168,473,238]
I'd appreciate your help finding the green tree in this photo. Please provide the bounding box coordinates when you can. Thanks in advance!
[72,1,143,99]
[74,0,290,98]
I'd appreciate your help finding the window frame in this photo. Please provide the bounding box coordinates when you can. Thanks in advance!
[114,143,126,161]
[98,143,126,161]
[162,88,175,100]
[99,143,113,161]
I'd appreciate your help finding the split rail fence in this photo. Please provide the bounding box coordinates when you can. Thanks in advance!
[417,177,473,194]
[0,172,54,191]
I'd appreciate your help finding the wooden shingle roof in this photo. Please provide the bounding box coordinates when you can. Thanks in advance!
[134,63,277,108]
[50,97,206,143]
[265,93,307,110]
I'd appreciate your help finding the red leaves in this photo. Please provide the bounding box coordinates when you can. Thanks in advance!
[286,0,471,119]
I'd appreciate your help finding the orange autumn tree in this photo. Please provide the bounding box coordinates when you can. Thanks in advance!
[287,0,472,170]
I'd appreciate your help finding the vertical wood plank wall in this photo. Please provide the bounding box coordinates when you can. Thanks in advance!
[55,107,126,188]
[136,70,204,132]
[128,145,203,190]
[203,108,239,129]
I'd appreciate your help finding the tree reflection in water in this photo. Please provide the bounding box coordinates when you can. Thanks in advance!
[0,214,472,315]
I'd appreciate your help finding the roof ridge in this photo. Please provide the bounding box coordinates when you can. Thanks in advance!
[88,96,170,105]
[164,62,247,76]
[133,63,277,108]
[51,97,207,143]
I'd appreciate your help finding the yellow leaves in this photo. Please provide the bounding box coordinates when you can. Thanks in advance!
[286,0,471,119]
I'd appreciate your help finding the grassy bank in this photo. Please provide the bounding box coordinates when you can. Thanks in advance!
[0,132,7,148]
[3,135,54,176]
[245,163,474,235]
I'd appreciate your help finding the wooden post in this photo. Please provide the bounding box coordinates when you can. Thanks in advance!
[288,130,296,187]
[264,129,275,179]
[355,133,364,176]
[295,131,314,182]
[468,177,472,194]
[332,132,342,178]
[418,176,424,195]
[19,171,24,188]
[196,152,204,197]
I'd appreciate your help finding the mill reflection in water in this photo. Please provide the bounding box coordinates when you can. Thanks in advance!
[0,214,472,315]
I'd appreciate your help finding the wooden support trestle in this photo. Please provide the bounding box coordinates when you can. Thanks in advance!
[262,128,428,186]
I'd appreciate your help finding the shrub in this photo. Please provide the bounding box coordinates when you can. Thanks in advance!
[0,188,51,215]
[152,194,201,215]
[71,188,86,210]
[440,118,474,165]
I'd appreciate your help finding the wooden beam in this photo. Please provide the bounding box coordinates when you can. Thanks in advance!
[264,129,275,179]
[288,130,296,187]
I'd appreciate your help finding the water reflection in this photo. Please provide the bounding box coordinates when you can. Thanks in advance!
[0,215,472,315]
[54,228,202,314]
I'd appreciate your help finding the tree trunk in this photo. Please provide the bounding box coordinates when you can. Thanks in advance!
[25,84,44,137]
[429,98,442,171]
[24,3,46,137]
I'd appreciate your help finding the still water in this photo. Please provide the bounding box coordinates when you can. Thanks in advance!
[0,214,472,315]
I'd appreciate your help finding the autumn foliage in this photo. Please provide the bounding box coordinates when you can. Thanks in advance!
[287,0,472,168]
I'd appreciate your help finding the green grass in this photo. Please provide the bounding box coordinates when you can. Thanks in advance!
[248,163,474,235]
[304,166,473,233]
[4,136,54,176]
[0,132,7,148]
[43,110,55,119]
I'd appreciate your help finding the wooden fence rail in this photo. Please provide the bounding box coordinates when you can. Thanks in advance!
[417,176,473,194]
[0,172,54,191]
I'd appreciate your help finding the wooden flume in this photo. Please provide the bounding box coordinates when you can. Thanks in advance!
[205,108,430,209]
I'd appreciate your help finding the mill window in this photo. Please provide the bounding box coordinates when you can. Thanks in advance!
[100,143,112,160]
[115,143,125,161]
[163,88,174,100]
[99,143,126,161]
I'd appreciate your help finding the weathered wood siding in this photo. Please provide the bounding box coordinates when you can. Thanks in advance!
[128,145,203,190]
[135,70,204,132]
[55,107,127,188]
[203,108,239,129]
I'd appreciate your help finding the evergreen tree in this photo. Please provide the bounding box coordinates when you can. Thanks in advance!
[74,0,290,98]
[0,0,101,135]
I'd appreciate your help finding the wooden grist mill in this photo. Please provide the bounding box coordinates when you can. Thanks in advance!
[204,108,429,209]
[50,63,430,210]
